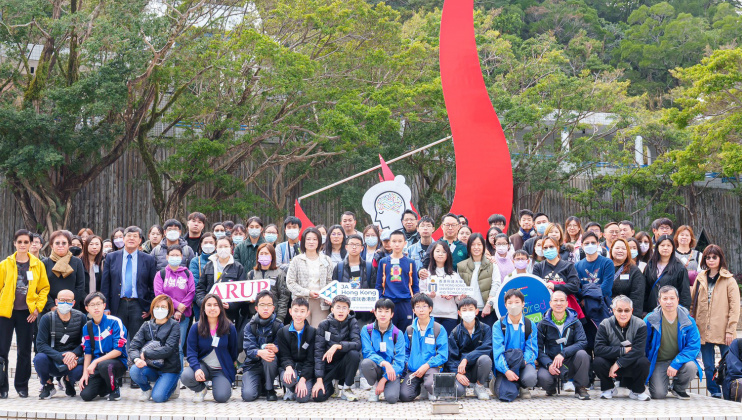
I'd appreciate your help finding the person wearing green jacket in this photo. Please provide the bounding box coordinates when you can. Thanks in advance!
[234,217,266,272]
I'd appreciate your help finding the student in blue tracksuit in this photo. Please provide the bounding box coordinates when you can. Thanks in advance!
[645,285,701,400]
[447,297,493,400]
[492,288,538,401]
[79,292,128,402]
[360,299,406,403]
[376,230,419,331]
[399,293,448,402]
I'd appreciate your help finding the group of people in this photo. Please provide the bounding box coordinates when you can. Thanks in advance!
[0,209,740,404]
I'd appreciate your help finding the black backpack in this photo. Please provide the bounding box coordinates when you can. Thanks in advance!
[714,339,742,386]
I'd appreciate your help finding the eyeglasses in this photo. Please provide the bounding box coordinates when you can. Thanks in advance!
[57,299,74,304]
[706,255,719,260]
[442,223,459,228]
[347,243,363,248]
[414,305,430,310]
[87,302,105,308]
[53,242,68,246]
[614,309,631,314]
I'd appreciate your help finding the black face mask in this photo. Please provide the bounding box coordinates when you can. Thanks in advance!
[69,246,82,257]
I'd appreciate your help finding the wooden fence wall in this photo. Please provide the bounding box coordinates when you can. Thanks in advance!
[1,150,740,273]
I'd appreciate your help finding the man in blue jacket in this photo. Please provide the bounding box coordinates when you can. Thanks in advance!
[399,293,449,402]
[645,285,701,400]
[360,299,406,403]
[79,292,128,402]
[447,297,492,400]
[376,230,419,331]
[492,289,538,401]
[241,290,283,402]
[536,291,590,399]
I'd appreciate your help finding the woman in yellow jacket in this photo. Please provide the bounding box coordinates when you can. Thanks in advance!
[690,244,740,398]
[0,229,50,399]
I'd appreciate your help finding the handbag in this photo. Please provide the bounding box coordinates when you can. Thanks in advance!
[141,322,165,369]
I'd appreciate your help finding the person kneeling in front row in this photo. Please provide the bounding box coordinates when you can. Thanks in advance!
[593,295,651,400]
[277,297,317,403]
[536,291,590,400]
[447,297,492,400]
[360,298,406,403]
[241,290,283,402]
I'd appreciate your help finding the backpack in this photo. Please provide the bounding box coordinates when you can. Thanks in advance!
[336,260,373,287]
[366,324,401,345]
[501,317,532,339]
[714,339,742,386]
[406,322,441,344]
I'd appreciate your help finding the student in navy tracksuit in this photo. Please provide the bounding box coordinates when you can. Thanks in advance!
[241,290,283,402]
[360,299,406,404]
[447,297,493,400]
[376,231,419,331]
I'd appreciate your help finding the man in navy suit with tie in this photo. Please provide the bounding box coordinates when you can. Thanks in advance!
[101,226,157,343]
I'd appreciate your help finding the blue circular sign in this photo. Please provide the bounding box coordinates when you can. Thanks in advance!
[493,274,552,323]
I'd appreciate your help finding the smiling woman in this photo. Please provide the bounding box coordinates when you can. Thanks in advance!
[43,230,85,312]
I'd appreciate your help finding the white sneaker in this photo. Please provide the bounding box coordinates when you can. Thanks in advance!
[601,387,618,399]
[563,381,575,392]
[519,388,532,399]
[359,377,372,390]
[474,383,490,400]
[368,392,379,402]
[139,389,152,401]
[283,389,295,401]
[340,387,359,401]
[629,391,650,401]
[193,387,208,403]
[428,393,437,401]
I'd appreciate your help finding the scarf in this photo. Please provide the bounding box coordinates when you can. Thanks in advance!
[551,312,567,326]
[520,228,534,242]
[50,251,75,278]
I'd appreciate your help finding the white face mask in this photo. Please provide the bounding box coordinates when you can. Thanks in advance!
[103,247,113,254]
[166,230,180,242]
[152,308,169,320]
[217,248,231,259]
[460,311,476,323]
[201,243,215,254]
[496,245,508,255]
[640,243,650,253]
[321,235,327,244]
[248,228,261,238]
[535,246,543,257]
[507,304,523,316]
[113,238,124,248]
[56,302,73,315]
[286,229,300,240]
[582,243,599,255]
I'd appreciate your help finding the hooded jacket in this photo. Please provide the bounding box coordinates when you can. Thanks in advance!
[644,305,702,381]
[361,321,406,380]
[154,265,196,317]
[536,308,587,367]
[151,238,196,271]
[406,316,449,372]
[242,313,283,370]
[690,268,740,345]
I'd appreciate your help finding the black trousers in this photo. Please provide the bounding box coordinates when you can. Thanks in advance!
[593,356,650,394]
[115,298,145,345]
[0,310,34,393]
[314,350,361,402]
[80,359,127,401]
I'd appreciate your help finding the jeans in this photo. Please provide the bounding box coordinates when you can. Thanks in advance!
[701,343,728,396]
[178,317,191,366]
[33,353,84,385]
[181,364,232,403]
[129,366,180,403]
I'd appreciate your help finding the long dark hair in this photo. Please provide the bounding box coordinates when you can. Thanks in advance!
[427,240,454,275]
[323,224,347,258]
[109,227,125,250]
[635,231,653,264]
[485,227,499,256]
[648,235,678,273]
[467,233,487,262]
[82,236,104,271]
[198,294,232,338]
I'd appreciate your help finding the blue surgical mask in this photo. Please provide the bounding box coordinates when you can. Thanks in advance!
[630,249,639,259]
[365,236,378,247]
[264,233,278,243]
[543,248,558,260]
[583,243,598,255]
[167,256,182,267]
[232,235,245,245]
[248,228,261,238]
[536,223,547,235]
[214,231,226,239]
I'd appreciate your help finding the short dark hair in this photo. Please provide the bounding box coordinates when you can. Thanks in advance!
[518,209,534,219]
[582,231,600,242]
[300,228,321,253]
[124,226,143,239]
[13,229,32,242]
[458,214,469,225]
[652,217,673,230]
[283,216,302,228]
[401,209,417,221]
[211,222,225,231]
[504,288,525,303]
[441,212,458,223]
[341,211,356,220]
[246,216,264,227]
[222,220,235,229]
[534,212,548,221]
[346,234,364,245]
[458,297,478,310]
[163,219,183,231]
[31,233,43,244]
[418,216,435,227]
[332,294,351,307]
[166,244,183,255]
[374,298,395,312]
[411,292,434,308]
[255,289,275,305]
[291,297,310,309]
[513,249,529,259]
[619,220,634,230]
[604,221,619,230]
[585,221,602,230]
[700,244,727,270]
[488,214,507,225]
[84,292,106,306]
[389,230,406,240]
[188,212,207,224]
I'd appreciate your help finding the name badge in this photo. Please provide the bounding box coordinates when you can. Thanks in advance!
[621,340,631,346]
[302,342,309,350]
[100,329,111,339]
[325,331,331,341]
[620,274,629,280]
[26,271,33,280]
[425,336,435,345]
[212,336,220,347]
[380,341,387,352]
[556,338,567,344]
[60,334,70,344]
[93,265,100,274]
[350,266,360,273]
[391,258,400,265]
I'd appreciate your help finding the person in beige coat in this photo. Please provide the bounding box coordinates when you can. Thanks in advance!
[286,228,334,327]
[457,234,501,327]
[690,244,740,398]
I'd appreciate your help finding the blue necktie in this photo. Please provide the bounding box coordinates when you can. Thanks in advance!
[124,254,133,298]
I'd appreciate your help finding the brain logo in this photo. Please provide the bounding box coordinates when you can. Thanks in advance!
[375,192,404,213]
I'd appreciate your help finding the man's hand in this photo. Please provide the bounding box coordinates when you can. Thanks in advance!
[257,349,276,362]
[381,361,396,382]
[194,369,206,382]
[87,361,98,375]
[667,365,678,378]
[609,363,620,378]
[505,370,519,382]
[323,344,341,363]
[482,305,492,316]
[283,366,296,384]
[457,359,468,375]
[551,354,564,369]
[134,358,146,368]
[548,363,561,376]
[27,309,39,323]
[376,377,387,395]
[456,373,470,387]
[296,378,308,399]
[414,363,430,378]
[264,343,279,354]
[62,352,78,369]
[80,371,89,389]
[312,378,325,398]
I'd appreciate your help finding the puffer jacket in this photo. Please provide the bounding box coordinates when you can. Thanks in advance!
[457,257,500,306]
[690,268,740,345]
[536,308,587,367]
[151,238,196,271]
[128,318,181,373]
[314,312,361,379]
[242,313,283,370]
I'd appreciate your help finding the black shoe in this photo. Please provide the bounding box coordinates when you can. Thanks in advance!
[670,387,690,400]
[0,391,7,399]
[108,388,121,401]
[130,382,140,389]
[18,390,28,398]
[266,390,277,401]
[545,388,557,396]
[63,377,76,397]
[575,387,590,400]
[39,383,56,400]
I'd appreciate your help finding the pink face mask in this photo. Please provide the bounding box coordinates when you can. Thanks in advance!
[513,259,529,270]
[257,255,272,266]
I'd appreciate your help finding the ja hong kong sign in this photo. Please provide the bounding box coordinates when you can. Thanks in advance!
[209,280,270,303]
[319,281,379,312]
[493,274,552,323]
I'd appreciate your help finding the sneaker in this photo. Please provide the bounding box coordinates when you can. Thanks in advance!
[563,381,575,392]
[428,393,437,401]
[575,387,590,400]
[107,387,121,401]
[670,387,690,400]
[711,393,722,399]
[601,387,618,399]
[138,389,152,401]
[266,390,278,401]
[340,387,359,401]
[368,392,379,402]
[473,383,489,400]
[39,383,56,400]
[359,376,372,390]
[519,387,531,399]
[206,381,213,390]
[629,391,651,401]
[193,387,208,403]
[56,379,65,392]
[283,389,295,401]
[545,389,557,397]
[63,377,76,397]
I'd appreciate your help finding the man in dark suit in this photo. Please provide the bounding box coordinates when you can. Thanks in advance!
[101,226,156,342]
